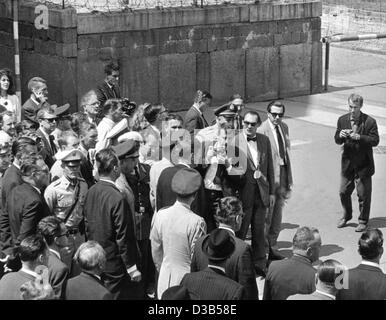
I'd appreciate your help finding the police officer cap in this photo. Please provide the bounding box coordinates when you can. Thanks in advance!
[214,104,237,117]
[171,167,202,196]
[112,140,139,160]
[56,149,83,162]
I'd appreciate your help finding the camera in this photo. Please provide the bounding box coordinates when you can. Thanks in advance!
[119,98,137,116]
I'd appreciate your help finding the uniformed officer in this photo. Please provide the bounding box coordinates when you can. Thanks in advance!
[44,149,88,275]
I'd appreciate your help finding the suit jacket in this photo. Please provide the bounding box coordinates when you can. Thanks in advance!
[0,165,23,254]
[334,112,379,179]
[0,270,36,300]
[287,290,335,300]
[191,228,259,300]
[21,98,49,122]
[5,183,50,250]
[181,267,246,300]
[125,163,153,241]
[184,106,209,136]
[84,180,139,275]
[263,255,316,300]
[336,263,386,300]
[47,251,69,300]
[156,165,205,219]
[228,132,275,208]
[36,128,57,169]
[65,272,113,300]
[96,81,121,108]
[257,119,293,190]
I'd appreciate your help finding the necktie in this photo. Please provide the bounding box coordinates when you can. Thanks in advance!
[247,136,257,142]
[49,135,57,154]
[275,125,286,164]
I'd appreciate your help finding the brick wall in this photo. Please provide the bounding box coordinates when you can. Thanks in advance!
[0,1,322,111]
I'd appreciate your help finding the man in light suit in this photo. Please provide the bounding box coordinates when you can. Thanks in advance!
[184,90,212,137]
[181,228,246,300]
[150,167,206,299]
[337,228,386,300]
[225,111,275,275]
[288,259,344,300]
[191,196,258,299]
[335,93,379,232]
[257,101,293,260]
[37,216,70,300]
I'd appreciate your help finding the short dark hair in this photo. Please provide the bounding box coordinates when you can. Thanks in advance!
[104,62,119,76]
[11,136,36,157]
[214,197,243,226]
[243,111,262,124]
[37,216,62,246]
[20,159,44,177]
[18,234,47,262]
[317,259,345,286]
[358,228,383,260]
[293,226,319,251]
[267,100,286,114]
[96,148,118,176]
[165,113,183,124]
[143,103,164,124]
[102,99,121,116]
[0,68,15,94]
[229,93,242,101]
[70,112,89,135]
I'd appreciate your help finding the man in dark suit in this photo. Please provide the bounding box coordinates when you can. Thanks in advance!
[184,90,212,137]
[3,157,50,254]
[65,241,113,300]
[335,93,379,232]
[288,259,344,300]
[96,62,121,113]
[36,107,58,169]
[0,234,49,300]
[84,148,141,300]
[337,228,386,300]
[181,228,246,300]
[263,226,321,300]
[37,216,70,299]
[226,111,275,274]
[78,121,98,187]
[191,196,258,299]
[21,77,50,122]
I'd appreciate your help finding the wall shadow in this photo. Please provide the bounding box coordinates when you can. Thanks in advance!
[280,222,300,231]
[369,217,386,229]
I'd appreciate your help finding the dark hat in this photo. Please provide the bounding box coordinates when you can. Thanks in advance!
[112,139,139,160]
[56,149,83,162]
[202,229,235,261]
[214,104,237,118]
[161,285,190,300]
[54,103,71,117]
[171,167,202,196]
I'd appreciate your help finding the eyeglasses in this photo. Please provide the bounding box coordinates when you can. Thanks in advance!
[43,118,56,123]
[243,121,258,127]
[170,126,183,129]
[270,112,284,118]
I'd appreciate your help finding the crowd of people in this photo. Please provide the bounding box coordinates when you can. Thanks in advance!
[0,60,383,300]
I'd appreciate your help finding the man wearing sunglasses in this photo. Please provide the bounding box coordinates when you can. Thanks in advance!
[257,101,293,261]
[335,93,379,232]
[36,107,58,169]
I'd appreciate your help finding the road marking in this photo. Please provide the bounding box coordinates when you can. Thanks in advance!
[291,140,311,147]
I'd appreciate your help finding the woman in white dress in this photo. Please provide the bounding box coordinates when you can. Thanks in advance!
[0,69,21,122]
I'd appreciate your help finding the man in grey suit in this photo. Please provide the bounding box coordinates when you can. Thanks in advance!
[257,101,293,260]
[191,196,258,299]
[288,259,345,300]
[181,228,246,300]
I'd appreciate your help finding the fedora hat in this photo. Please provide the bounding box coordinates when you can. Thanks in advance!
[202,229,235,261]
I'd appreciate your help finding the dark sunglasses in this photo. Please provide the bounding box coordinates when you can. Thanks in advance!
[270,112,284,118]
[170,126,183,129]
[243,121,258,127]
[43,118,56,123]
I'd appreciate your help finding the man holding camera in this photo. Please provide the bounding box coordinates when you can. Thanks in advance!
[22,77,50,123]
[335,93,379,232]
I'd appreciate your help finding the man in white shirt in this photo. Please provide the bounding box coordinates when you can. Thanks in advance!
[0,111,17,146]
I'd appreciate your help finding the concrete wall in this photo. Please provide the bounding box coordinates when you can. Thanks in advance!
[0,1,323,111]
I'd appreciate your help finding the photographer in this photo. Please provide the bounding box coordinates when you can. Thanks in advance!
[21,77,50,123]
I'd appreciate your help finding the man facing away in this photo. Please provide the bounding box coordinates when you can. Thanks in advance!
[335,93,379,232]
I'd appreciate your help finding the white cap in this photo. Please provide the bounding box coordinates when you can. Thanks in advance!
[118,131,143,143]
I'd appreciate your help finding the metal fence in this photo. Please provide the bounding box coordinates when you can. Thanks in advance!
[29,0,310,12]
